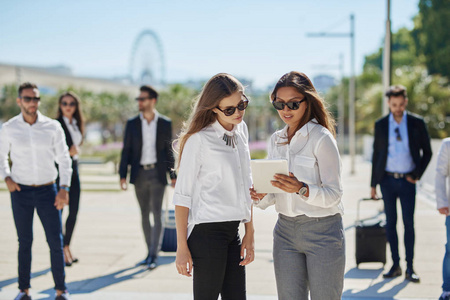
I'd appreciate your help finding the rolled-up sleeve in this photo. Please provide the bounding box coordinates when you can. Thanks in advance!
[436,140,450,209]
[173,134,202,209]
[0,126,11,180]
[305,134,343,208]
[53,122,72,186]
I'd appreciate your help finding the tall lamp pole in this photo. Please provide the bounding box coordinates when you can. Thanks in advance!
[382,0,392,115]
[307,14,356,174]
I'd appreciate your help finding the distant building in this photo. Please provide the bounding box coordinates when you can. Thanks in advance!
[313,74,337,94]
[0,63,137,95]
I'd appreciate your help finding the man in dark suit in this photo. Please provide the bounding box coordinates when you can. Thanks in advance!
[119,85,176,270]
[370,85,432,283]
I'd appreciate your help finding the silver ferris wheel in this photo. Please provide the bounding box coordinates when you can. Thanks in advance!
[129,30,166,86]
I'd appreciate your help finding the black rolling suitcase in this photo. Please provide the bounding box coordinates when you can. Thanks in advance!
[355,198,387,267]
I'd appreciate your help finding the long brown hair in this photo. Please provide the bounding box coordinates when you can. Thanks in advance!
[57,91,85,143]
[271,71,336,142]
[175,73,244,168]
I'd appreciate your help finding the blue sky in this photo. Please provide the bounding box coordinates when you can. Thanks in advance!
[0,0,419,89]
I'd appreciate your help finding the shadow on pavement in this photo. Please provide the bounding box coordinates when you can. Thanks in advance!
[343,267,410,299]
[344,267,384,279]
[36,257,176,299]
[0,268,51,290]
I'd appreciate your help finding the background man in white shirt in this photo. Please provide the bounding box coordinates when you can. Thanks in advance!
[436,138,450,300]
[119,85,176,270]
[0,82,73,300]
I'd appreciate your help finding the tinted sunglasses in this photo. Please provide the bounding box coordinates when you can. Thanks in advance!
[216,97,249,116]
[61,101,76,107]
[135,97,154,101]
[21,96,40,103]
[272,98,306,110]
[394,127,402,141]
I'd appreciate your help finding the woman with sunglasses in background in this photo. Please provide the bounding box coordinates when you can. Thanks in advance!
[174,73,254,300]
[250,71,344,300]
[56,91,85,267]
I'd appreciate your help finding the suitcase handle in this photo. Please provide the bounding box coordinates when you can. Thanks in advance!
[356,197,383,222]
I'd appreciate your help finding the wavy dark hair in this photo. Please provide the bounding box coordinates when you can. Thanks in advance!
[56,91,85,144]
[271,71,336,142]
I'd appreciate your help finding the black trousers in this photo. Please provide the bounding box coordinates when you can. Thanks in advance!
[63,161,81,246]
[188,221,246,300]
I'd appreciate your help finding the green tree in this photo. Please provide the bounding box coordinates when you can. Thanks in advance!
[412,0,450,78]
[0,84,20,121]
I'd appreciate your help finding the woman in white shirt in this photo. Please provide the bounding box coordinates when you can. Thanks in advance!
[174,73,254,300]
[250,71,344,300]
[56,91,85,267]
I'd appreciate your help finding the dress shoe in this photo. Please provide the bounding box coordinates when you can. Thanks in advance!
[137,255,150,266]
[383,265,402,278]
[71,258,79,263]
[65,261,72,267]
[147,256,157,270]
[405,268,420,283]
[14,291,32,300]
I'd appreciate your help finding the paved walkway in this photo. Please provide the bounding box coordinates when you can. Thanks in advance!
[0,156,445,300]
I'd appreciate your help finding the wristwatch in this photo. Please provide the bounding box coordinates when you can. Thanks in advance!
[60,186,70,192]
[296,182,308,196]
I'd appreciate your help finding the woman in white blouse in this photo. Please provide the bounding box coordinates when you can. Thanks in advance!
[56,91,84,267]
[174,73,255,300]
[250,71,344,300]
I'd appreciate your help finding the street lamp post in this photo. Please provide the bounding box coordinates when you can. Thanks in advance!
[382,0,392,115]
[307,14,356,174]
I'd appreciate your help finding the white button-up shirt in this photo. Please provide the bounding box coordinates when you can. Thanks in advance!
[436,138,450,210]
[173,120,253,238]
[0,112,72,186]
[140,112,158,165]
[63,116,82,161]
[256,119,344,217]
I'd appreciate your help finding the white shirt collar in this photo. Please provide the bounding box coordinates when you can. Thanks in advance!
[63,116,77,126]
[280,118,319,138]
[19,111,45,125]
[140,110,159,124]
[211,120,238,138]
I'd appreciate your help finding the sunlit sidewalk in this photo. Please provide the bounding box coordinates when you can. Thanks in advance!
[0,155,444,300]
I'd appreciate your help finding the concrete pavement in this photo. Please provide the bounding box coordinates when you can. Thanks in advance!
[0,156,445,300]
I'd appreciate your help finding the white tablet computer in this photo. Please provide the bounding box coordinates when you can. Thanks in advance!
[250,159,289,193]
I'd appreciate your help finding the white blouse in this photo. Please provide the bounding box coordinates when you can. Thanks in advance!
[63,116,82,161]
[436,138,450,210]
[173,120,253,238]
[256,119,344,218]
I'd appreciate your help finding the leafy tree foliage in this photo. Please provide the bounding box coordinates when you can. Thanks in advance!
[413,0,450,77]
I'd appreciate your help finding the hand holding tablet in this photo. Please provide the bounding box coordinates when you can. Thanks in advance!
[250,159,289,193]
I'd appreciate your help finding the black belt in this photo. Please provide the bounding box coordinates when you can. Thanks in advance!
[385,171,409,179]
[141,163,156,170]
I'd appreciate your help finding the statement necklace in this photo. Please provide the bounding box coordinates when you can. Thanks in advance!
[223,133,237,148]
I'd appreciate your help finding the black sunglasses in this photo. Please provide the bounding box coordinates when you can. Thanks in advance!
[61,101,76,107]
[216,97,249,116]
[272,98,306,110]
[21,96,40,103]
[135,97,154,102]
[394,127,402,141]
